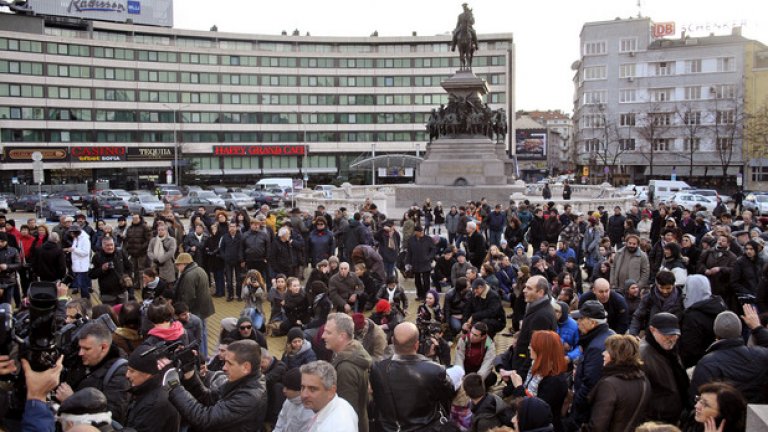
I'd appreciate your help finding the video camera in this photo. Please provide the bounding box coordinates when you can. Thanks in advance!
[142,340,200,372]
[11,282,60,372]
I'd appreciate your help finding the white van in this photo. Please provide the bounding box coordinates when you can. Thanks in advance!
[648,180,691,204]
[255,178,294,191]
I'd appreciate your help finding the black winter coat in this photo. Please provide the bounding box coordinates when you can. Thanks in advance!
[679,296,727,368]
[31,240,67,282]
[169,370,267,432]
[466,231,487,269]
[89,249,133,296]
[506,298,557,377]
[126,375,180,432]
[607,214,626,244]
[406,235,436,273]
[70,345,131,425]
[370,355,456,432]
[730,254,763,297]
[463,287,506,334]
[218,231,244,264]
[689,338,768,404]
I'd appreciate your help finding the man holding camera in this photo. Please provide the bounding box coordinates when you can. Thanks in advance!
[89,237,133,306]
[56,321,131,425]
[125,345,180,432]
[161,339,267,431]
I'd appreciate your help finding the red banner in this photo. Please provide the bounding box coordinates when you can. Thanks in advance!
[213,145,306,156]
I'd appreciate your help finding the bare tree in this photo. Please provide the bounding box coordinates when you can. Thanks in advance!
[712,92,745,178]
[675,101,707,179]
[745,99,768,178]
[635,101,673,178]
[585,104,630,183]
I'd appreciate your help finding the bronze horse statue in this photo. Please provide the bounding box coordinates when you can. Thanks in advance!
[454,25,475,69]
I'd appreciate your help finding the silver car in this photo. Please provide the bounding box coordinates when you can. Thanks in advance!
[126,194,165,216]
[221,192,255,210]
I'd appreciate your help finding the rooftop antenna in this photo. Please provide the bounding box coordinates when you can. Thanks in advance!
[636,0,643,18]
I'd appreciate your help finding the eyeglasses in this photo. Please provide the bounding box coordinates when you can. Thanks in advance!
[694,395,712,409]
[239,325,252,330]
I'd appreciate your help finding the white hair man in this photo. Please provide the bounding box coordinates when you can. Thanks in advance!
[300,360,357,432]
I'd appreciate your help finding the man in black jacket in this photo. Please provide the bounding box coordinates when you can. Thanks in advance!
[163,339,267,432]
[242,218,271,288]
[578,278,630,335]
[219,221,245,301]
[466,221,487,269]
[370,322,456,431]
[125,344,180,432]
[406,226,437,300]
[89,237,133,306]
[462,278,506,337]
[57,321,131,425]
[499,275,557,387]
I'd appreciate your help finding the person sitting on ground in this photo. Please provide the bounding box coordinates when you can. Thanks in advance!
[273,367,314,432]
[463,372,511,432]
[281,327,317,371]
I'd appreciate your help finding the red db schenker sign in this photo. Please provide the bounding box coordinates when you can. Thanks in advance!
[213,145,306,156]
[652,22,676,38]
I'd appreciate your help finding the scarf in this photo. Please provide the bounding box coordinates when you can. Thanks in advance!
[523,370,544,397]
[386,287,396,303]
[387,232,396,250]
[645,332,690,408]
[658,286,680,311]
[153,235,166,259]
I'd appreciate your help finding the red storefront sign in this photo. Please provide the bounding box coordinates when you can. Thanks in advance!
[213,145,306,156]
[70,146,126,161]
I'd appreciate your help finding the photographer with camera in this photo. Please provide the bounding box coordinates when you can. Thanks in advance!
[57,321,130,425]
[89,237,133,306]
[125,345,180,432]
[160,339,267,431]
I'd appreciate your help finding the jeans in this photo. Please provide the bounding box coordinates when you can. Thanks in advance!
[489,230,503,247]
[73,272,91,300]
[200,318,209,359]
[384,262,396,279]
[224,263,243,298]
[448,316,463,336]
[212,269,225,296]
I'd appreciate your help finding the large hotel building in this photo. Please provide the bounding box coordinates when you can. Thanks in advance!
[0,7,514,189]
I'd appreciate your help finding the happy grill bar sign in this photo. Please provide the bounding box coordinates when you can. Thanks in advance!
[213,145,306,156]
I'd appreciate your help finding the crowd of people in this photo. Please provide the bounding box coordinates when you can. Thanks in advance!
[0,193,766,432]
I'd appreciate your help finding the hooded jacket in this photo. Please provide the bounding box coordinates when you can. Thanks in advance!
[470,393,509,432]
[679,276,727,368]
[572,324,615,426]
[332,340,372,432]
[689,338,768,404]
[31,240,66,282]
[281,339,317,370]
[517,397,555,432]
[174,262,215,320]
[628,286,684,336]
[273,395,314,432]
[143,321,189,347]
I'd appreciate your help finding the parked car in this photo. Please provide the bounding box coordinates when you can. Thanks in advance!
[743,192,768,215]
[208,186,230,195]
[95,189,133,203]
[36,199,78,221]
[158,189,184,203]
[126,194,165,216]
[221,192,255,210]
[187,190,225,207]
[269,187,296,206]
[129,190,155,197]
[93,196,130,218]
[172,197,219,218]
[48,190,86,208]
[10,194,43,212]
[249,190,281,208]
[0,198,8,214]
[668,192,717,212]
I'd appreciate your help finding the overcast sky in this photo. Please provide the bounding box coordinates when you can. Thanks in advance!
[175,0,767,115]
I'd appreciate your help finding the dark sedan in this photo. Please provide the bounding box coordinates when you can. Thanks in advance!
[48,190,86,208]
[249,190,281,208]
[171,197,220,218]
[10,194,44,212]
[36,199,79,221]
[93,196,130,218]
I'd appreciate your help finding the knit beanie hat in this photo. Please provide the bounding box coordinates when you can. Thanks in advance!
[128,344,161,375]
[236,316,253,327]
[287,327,305,343]
[517,397,554,432]
[375,299,392,314]
[714,311,742,340]
[351,312,366,332]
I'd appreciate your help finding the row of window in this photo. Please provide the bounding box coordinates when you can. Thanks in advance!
[0,37,507,68]
[583,57,736,82]
[0,84,496,105]
[0,129,428,143]
[0,107,449,125]
[42,29,512,54]
[580,109,738,128]
[582,84,738,106]
[190,155,338,171]
[583,137,734,152]
[0,60,506,87]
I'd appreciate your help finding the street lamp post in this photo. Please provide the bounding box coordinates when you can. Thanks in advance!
[163,103,190,186]
[372,142,376,186]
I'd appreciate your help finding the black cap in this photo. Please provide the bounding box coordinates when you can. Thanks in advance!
[58,388,108,415]
[128,344,162,375]
[414,225,424,232]
[571,300,606,320]
[0,233,7,242]
[649,312,681,335]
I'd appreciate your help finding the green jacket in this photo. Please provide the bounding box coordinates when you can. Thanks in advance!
[175,262,215,320]
[332,340,372,432]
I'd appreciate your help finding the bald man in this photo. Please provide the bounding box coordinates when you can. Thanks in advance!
[498,275,557,387]
[370,323,455,431]
[578,278,630,334]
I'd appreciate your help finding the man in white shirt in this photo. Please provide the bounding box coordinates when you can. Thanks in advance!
[300,360,358,432]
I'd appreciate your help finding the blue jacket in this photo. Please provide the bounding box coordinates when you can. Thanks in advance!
[22,400,55,432]
[573,323,615,425]
[556,247,576,263]
[307,228,336,266]
[487,211,506,231]
[495,265,516,295]
[557,316,581,362]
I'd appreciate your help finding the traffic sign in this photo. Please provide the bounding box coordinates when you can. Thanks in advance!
[31,151,43,162]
